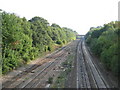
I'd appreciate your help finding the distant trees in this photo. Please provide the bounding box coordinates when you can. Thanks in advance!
[85,21,119,77]
[2,12,77,74]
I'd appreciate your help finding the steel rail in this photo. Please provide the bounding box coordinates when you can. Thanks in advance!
[82,38,109,88]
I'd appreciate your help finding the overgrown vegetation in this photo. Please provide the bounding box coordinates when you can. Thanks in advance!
[52,53,74,88]
[1,11,77,74]
[85,21,119,78]
[47,77,53,84]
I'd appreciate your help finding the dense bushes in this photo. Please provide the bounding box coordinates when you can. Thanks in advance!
[2,12,77,74]
[85,21,119,77]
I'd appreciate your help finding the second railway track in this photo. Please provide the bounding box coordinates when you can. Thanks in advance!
[76,38,110,88]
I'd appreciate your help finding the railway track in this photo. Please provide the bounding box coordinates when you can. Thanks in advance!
[2,43,71,88]
[2,39,111,88]
[76,39,91,88]
[76,38,110,88]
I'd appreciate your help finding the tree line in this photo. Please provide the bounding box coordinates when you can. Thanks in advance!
[1,11,77,74]
[85,21,119,78]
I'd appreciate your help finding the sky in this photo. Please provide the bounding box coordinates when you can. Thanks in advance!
[0,0,119,34]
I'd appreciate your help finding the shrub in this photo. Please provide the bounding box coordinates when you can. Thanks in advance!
[56,40,62,45]
[47,77,53,84]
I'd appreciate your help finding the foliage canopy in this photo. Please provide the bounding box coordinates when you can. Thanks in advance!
[85,21,119,77]
[2,11,77,74]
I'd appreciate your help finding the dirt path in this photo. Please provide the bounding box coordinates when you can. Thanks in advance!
[64,40,79,88]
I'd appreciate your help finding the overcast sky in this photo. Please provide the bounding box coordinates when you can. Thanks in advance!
[0,0,119,34]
